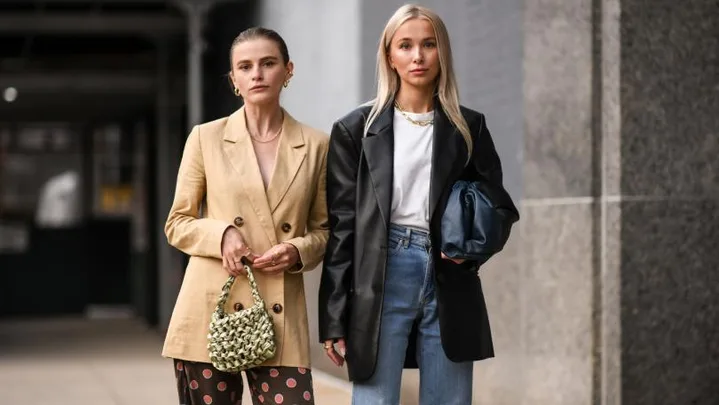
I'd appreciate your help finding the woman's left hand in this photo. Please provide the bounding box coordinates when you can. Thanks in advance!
[252,243,300,274]
[441,252,465,264]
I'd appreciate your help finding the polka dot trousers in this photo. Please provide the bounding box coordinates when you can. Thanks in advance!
[174,359,315,405]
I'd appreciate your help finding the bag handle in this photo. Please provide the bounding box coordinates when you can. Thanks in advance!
[214,263,264,318]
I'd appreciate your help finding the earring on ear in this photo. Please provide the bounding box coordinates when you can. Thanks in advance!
[283,72,293,88]
[233,87,240,96]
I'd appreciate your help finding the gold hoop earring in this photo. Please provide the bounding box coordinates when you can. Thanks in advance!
[233,87,240,96]
[283,80,290,88]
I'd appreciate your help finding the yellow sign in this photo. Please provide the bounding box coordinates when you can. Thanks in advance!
[101,185,134,213]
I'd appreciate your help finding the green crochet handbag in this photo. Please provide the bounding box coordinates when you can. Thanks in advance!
[207,264,276,373]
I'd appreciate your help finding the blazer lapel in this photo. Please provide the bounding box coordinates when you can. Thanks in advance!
[266,110,307,213]
[429,101,465,220]
[362,104,394,229]
[222,107,277,245]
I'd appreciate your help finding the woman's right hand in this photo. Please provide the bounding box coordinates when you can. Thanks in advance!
[221,227,258,276]
[441,252,465,264]
[324,338,346,367]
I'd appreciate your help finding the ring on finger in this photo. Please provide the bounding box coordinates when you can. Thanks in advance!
[324,343,333,350]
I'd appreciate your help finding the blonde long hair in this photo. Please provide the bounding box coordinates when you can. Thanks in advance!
[363,4,472,159]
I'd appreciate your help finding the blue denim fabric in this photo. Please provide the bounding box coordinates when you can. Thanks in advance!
[351,224,473,405]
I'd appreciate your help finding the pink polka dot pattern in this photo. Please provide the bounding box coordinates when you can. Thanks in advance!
[243,366,314,403]
[174,360,315,404]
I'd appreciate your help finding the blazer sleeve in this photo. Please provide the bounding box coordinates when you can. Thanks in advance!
[284,138,330,273]
[468,114,504,186]
[466,113,519,218]
[318,120,358,342]
[164,125,231,259]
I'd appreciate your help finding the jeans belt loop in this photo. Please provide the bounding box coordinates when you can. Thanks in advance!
[403,226,411,248]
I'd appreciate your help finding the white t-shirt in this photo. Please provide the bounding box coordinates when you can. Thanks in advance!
[390,108,435,231]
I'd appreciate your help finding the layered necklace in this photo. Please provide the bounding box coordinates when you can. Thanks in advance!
[394,100,434,127]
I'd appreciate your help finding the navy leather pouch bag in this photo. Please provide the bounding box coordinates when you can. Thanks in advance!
[440,180,519,266]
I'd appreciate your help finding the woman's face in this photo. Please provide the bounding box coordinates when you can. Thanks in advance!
[388,18,440,92]
[229,38,292,105]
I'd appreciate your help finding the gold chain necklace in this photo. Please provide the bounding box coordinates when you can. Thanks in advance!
[394,101,434,127]
[250,125,283,143]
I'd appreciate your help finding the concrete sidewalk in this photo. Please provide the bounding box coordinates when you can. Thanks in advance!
[0,317,351,405]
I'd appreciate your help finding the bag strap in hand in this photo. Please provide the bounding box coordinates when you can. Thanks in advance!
[215,264,263,317]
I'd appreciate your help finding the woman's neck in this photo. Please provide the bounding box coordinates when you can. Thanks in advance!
[395,86,434,113]
[244,102,284,140]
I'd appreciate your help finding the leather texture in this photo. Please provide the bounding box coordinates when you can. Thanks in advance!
[319,98,514,382]
[440,179,519,264]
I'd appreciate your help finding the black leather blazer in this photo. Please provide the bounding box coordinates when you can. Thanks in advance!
[319,99,511,382]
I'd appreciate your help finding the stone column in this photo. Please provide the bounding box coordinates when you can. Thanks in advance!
[605,0,719,403]
[176,0,213,128]
[523,0,719,404]
[155,40,184,330]
[522,1,597,403]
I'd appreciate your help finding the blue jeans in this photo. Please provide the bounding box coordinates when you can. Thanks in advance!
[352,224,473,405]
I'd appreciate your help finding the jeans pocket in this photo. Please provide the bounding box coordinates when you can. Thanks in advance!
[387,237,404,257]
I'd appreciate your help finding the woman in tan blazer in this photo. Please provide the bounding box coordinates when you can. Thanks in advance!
[162,27,329,405]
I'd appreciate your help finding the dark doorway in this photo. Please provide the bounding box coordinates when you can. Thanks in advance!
[0,1,187,326]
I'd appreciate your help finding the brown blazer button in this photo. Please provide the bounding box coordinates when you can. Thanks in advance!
[234,217,244,227]
[233,303,244,311]
[281,222,291,232]
[272,303,283,314]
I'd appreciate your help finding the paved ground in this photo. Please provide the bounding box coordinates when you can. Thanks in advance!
[0,317,351,405]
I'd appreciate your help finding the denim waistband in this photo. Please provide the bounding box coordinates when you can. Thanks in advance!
[389,223,431,248]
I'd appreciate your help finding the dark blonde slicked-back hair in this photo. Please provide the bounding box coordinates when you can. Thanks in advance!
[228,26,290,68]
[364,4,472,160]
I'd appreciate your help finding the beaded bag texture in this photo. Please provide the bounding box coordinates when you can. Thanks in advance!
[207,264,276,373]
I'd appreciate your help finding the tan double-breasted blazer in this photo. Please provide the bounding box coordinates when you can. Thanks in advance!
[161,107,329,368]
